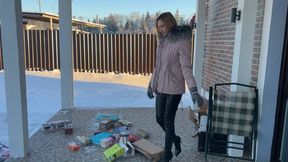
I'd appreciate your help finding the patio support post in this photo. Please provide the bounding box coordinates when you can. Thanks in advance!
[0,0,29,157]
[230,0,257,157]
[231,0,257,84]
[59,0,74,109]
[194,0,206,94]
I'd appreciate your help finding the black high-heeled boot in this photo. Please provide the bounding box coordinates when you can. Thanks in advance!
[174,136,182,156]
[159,152,173,162]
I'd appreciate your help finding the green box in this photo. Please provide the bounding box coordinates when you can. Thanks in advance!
[104,143,125,162]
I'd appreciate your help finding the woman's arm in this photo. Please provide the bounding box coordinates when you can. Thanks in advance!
[179,39,197,89]
[179,39,203,106]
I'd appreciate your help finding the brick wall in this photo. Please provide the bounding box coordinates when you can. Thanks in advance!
[250,0,265,86]
[202,0,265,90]
[202,0,237,91]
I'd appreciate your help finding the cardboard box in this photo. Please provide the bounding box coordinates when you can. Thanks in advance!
[64,124,73,135]
[189,109,199,128]
[100,137,114,148]
[132,139,164,161]
[68,142,80,151]
[119,136,135,157]
[100,119,114,131]
[104,144,125,162]
[76,136,91,146]
[199,115,208,132]
[191,98,208,115]
[119,141,135,157]
[189,98,208,128]
[90,132,112,145]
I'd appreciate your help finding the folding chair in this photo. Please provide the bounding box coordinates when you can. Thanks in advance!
[205,83,258,161]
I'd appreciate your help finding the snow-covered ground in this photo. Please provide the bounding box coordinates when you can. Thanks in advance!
[0,70,192,146]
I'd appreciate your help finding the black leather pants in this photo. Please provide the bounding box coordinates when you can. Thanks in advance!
[155,93,182,154]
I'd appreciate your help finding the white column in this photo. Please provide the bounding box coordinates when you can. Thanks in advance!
[0,0,29,157]
[229,0,258,157]
[193,0,206,92]
[231,0,257,84]
[59,0,73,109]
[257,0,288,160]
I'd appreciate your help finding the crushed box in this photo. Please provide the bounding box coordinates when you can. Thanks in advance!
[132,139,164,161]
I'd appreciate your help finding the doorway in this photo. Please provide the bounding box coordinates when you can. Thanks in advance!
[271,5,288,162]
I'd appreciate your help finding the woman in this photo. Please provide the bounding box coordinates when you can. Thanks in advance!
[147,12,203,162]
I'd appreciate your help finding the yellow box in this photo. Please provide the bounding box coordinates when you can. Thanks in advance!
[104,143,125,162]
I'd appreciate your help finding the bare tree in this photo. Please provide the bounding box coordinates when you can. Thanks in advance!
[175,9,184,25]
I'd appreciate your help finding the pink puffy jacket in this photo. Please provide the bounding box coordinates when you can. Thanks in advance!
[150,26,197,94]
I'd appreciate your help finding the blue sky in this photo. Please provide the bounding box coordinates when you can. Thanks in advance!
[22,0,196,20]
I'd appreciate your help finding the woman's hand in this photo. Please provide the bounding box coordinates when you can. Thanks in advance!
[147,83,154,99]
[189,87,204,107]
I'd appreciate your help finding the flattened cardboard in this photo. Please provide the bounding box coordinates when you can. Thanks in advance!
[132,139,164,160]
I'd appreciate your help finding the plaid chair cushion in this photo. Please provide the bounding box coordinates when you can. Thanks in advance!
[211,91,255,137]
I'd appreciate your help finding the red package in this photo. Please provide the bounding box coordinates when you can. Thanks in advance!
[128,134,141,142]
[68,142,80,151]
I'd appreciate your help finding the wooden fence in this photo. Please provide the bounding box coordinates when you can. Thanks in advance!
[72,32,156,74]
[0,30,195,75]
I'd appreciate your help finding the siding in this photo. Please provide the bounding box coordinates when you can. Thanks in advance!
[202,0,265,90]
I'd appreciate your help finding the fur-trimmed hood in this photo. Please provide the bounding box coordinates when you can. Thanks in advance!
[150,25,196,95]
[166,25,192,42]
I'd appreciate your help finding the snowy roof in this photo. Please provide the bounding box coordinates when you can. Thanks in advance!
[22,12,106,29]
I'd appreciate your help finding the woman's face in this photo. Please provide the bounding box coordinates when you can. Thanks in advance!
[157,19,169,36]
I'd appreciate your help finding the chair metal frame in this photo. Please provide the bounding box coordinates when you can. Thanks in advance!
[205,83,258,161]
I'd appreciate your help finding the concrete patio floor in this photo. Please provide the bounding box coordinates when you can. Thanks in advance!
[6,108,249,162]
